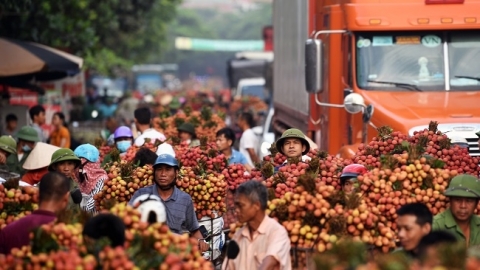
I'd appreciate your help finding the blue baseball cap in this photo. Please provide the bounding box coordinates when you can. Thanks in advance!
[153,154,179,168]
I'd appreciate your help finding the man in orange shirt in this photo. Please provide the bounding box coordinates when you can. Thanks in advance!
[223,180,291,270]
[50,112,70,149]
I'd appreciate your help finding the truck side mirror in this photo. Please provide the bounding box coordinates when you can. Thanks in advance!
[305,39,323,93]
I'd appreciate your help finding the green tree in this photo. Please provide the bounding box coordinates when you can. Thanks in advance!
[198,3,272,40]
[0,0,181,75]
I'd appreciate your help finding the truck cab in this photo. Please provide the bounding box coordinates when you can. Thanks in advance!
[273,0,480,158]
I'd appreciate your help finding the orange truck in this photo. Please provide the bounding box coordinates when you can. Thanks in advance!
[272,0,480,158]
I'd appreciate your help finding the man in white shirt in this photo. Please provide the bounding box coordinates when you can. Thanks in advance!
[133,107,166,147]
[237,112,259,167]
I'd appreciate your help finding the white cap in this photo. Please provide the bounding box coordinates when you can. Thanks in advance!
[156,143,176,157]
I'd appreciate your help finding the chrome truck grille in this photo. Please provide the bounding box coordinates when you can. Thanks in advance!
[466,137,480,157]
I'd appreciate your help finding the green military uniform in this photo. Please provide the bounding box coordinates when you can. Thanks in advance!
[432,174,480,247]
[433,209,480,246]
[6,154,28,175]
[6,126,40,175]
[48,148,82,212]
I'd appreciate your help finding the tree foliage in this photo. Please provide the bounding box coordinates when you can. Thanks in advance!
[196,3,272,40]
[0,0,181,75]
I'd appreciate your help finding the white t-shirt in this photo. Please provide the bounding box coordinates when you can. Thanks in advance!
[134,128,166,147]
[239,128,259,167]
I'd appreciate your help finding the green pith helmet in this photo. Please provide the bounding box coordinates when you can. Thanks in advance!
[275,128,310,156]
[0,136,17,155]
[444,174,480,198]
[177,122,196,136]
[17,126,40,142]
[48,148,81,171]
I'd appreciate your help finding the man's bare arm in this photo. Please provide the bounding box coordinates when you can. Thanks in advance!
[259,255,280,270]
[246,148,259,164]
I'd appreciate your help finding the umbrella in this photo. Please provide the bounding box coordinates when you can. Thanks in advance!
[0,38,83,80]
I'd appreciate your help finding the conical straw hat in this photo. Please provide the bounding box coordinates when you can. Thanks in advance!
[22,142,61,170]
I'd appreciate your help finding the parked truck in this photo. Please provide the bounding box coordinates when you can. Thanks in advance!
[272,0,480,158]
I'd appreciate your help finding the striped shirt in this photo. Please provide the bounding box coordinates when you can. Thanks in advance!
[128,185,199,234]
[83,179,105,213]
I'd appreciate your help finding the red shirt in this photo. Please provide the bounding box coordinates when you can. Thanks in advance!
[0,210,56,254]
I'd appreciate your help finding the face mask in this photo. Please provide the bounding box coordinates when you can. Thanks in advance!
[22,144,32,152]
[116,141,131,153]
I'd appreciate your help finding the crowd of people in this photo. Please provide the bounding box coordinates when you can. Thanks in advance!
[0,101,257,265]
[1,99,480,269]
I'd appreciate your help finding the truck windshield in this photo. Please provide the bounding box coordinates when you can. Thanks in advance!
[356,31,480,91]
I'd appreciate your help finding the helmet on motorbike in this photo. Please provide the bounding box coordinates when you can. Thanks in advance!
[340,164,367,185]
[114,126,133,140]
[156,142,176,157]
[131,194,161,207]
[132,194,167,224]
